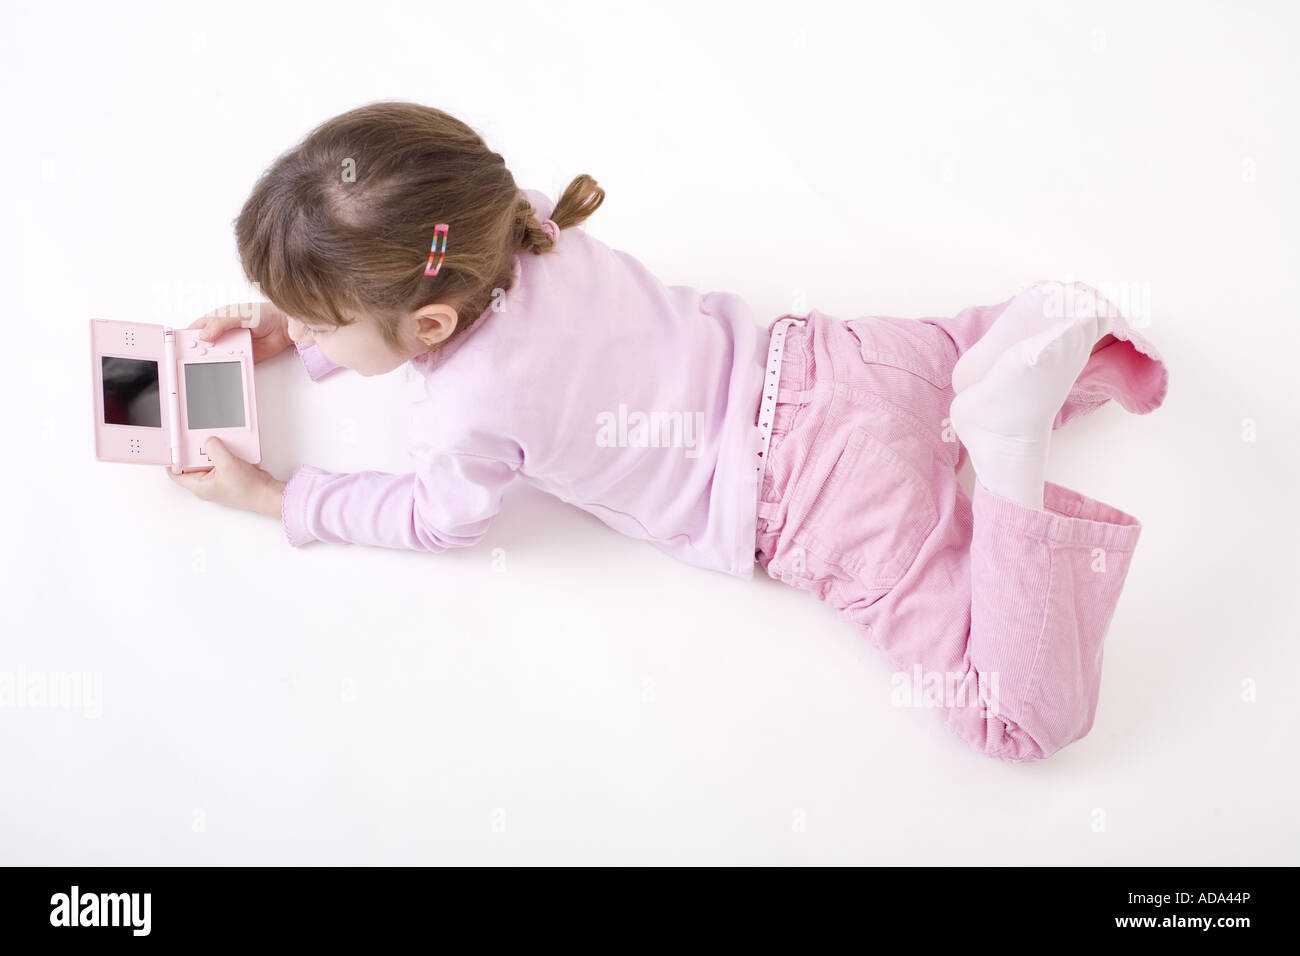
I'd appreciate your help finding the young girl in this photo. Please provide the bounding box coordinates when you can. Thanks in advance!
[175,101,1168,762]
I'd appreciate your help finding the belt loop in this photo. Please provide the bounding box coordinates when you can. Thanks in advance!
[778,387,815,406]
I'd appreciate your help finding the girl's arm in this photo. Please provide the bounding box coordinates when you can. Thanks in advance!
[166,437,285,518]
[173,306,511,548]
[170,441,519,553]
[294,340,344,381]
[189,304,343,381]
[281,452,518,550]
[191,303,292,362]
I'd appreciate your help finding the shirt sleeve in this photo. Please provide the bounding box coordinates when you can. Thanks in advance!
[294,341,343,381]
[279,451,519,550]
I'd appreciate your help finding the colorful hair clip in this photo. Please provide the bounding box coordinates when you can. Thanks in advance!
[424,223,449,276]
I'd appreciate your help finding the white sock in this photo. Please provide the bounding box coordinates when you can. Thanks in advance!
[949,310,1100,510]
[952,281,1118,394]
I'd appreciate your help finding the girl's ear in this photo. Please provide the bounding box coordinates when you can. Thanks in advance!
[412,304,459,348]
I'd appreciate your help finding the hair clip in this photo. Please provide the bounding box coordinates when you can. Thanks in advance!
[424,223,450,276]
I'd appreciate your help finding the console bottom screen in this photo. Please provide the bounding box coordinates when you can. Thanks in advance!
[184,361,246,429]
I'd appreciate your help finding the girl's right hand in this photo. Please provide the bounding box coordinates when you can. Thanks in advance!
[188,303,293,364]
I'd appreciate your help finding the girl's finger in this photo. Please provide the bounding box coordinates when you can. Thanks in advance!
[203,436,237,465]
[196,311,246,342]
[167,468,211,497]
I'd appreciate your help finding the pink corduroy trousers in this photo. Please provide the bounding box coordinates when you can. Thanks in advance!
[754,281,1169,762]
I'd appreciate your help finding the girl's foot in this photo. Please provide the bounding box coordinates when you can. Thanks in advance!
[951,280,1117,394]
[948,309,1100,510]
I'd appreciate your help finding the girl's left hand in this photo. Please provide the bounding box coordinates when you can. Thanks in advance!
[166,437,285,519]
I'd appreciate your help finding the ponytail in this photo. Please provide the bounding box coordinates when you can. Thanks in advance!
[516,174,606,254]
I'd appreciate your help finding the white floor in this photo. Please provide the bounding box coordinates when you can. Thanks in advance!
[2,0,1296,864]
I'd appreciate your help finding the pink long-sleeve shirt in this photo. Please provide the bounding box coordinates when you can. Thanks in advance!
[281,189,767,578]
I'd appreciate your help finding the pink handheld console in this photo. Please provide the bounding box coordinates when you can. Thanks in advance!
[90,319,261,473]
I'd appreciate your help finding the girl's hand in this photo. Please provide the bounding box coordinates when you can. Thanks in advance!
[166,437,285,519]
[188,303,293,364]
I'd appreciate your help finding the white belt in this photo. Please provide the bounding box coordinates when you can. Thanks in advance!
[754,316,805,478]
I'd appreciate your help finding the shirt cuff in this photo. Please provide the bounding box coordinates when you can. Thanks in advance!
[281,464,328,547]
[294,341,341,381]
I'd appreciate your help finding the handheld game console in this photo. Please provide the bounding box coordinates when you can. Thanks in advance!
[90,319,261,473]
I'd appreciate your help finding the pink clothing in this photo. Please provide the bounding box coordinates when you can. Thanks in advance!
[282,184,1170,761]
[282,189,765,576]
[754,284,1168,761]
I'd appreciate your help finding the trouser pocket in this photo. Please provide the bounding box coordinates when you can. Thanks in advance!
[843,315,956,391]
[788,418,939,592]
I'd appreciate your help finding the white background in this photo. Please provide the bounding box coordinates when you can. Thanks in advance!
[2,0,1296,864]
